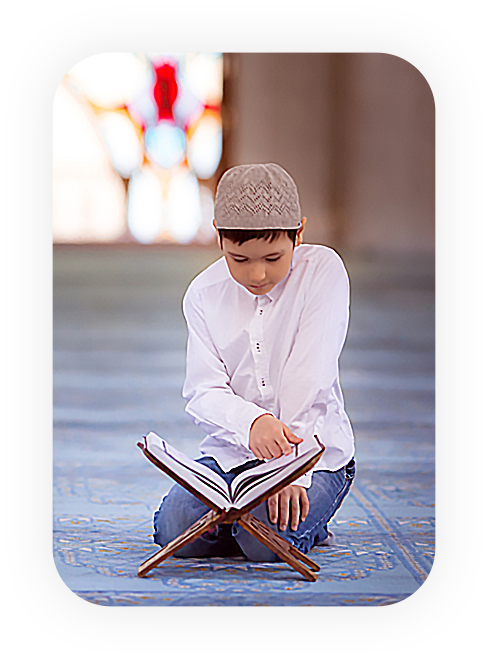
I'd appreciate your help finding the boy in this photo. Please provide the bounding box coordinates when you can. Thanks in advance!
[153,163,355,561]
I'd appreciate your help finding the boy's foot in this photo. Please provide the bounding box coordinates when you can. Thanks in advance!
[316,531,335,546]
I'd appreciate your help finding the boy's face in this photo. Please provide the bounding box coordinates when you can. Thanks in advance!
[220,220,306,296]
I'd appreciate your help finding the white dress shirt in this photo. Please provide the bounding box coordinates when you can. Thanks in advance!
[181,243,355,488]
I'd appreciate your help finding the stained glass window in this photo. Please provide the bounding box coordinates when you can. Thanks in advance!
[53,53,223,244]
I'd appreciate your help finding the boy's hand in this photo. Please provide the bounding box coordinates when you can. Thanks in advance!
[268,485,309,531]
[249,414,303,460]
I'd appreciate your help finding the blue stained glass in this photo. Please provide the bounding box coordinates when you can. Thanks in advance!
[144,122,186,169]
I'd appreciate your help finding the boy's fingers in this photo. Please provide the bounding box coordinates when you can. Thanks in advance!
[269,441,284,458]
[268,494,279,524]
[251,446,264,460]
[290,495,301,531]
[275,436,292,455]
[279,491,290,531]
[300,489,310,521]
[282,425,303,445]
[271,488,308,531]
[254,441,271,460]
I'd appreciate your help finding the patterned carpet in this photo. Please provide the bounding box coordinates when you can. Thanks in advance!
[53,246,434,606]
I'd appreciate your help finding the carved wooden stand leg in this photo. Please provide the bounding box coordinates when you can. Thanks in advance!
[237,512,320,582]
[138,509,321,582]
[138,509,224,577]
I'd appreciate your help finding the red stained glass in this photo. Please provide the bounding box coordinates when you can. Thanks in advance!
[153,63,178,121]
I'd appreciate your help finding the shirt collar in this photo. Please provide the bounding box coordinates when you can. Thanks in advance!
[258,253,296,303]
[266,246,300,301]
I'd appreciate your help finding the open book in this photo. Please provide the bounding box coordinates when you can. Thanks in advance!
[138,431,325,514]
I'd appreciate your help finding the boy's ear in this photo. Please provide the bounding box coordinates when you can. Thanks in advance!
[296,217,307,245]
[213,219,222,249]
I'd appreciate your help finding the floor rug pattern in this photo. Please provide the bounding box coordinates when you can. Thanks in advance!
[53,247,434,606]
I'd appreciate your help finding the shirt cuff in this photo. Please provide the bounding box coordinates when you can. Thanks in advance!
[292,472,312,489]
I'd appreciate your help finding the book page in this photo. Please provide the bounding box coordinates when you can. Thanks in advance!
[230,446,324,509]
[144,432,232,510]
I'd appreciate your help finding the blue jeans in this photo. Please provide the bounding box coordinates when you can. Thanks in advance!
[153,456,355,561]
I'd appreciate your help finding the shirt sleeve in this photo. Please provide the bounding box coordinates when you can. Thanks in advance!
[182,286,271,450]
[279,251,351,488]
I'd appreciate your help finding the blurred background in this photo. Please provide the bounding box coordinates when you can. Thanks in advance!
[53,52,434,253]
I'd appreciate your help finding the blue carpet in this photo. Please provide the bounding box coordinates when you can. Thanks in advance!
[53,247,434,606]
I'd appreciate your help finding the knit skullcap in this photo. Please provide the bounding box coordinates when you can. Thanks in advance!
[214,163,302,230]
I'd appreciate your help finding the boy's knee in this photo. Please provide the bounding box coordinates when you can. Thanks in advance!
[153,525,170,549]
[153,506,177,548]
[153,484,209,548]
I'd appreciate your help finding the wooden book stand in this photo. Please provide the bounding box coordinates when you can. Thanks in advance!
[137,442,323,582]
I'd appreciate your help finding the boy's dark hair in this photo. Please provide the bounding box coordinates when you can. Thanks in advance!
[218,228,298,248]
